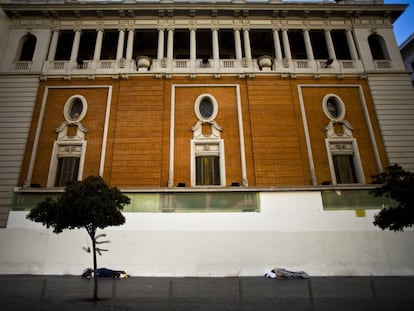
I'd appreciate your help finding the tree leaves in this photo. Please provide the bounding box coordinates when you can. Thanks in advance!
[370,165,414,231]
[26,176,130,234]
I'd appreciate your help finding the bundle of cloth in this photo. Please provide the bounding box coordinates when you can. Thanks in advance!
[264,268,309,279]
[82,268,129,279]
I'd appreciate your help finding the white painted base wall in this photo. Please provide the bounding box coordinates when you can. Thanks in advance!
[1,192,413,276]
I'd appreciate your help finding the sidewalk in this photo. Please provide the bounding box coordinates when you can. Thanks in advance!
[0,275,413,311]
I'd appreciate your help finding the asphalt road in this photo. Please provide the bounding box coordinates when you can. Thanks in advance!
[0,275,413,311]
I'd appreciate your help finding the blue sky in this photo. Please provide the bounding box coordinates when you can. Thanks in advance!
[385,0,414,45]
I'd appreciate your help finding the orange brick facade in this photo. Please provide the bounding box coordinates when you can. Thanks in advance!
[19,75,388,188]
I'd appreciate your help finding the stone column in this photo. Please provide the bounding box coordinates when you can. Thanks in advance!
[303,29,314,60]
[346,30,358,60]
[282,29,292,60]
[325,29,336,60]
[93,29,103,61]
[47,30,59,61]
[190,28,196,70]
[116,29,125,60]
[212,28,219,69]
[157,28,165,60]
[234,28,242,61]
[167,29,174,61]
[243,28,252,61]
[126,29,134,61]
[272,29,283,61]
[70,29,81,62]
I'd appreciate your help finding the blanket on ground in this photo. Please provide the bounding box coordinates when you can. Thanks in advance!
[265,268,309,279]
[82,268,129,279]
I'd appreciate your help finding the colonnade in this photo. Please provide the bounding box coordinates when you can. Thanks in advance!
[46,26,360,70]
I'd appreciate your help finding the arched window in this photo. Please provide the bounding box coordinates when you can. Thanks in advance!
[17,34,37,61]
[368,34,389,60]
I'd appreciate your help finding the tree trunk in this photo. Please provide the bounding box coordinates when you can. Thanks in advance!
[90,232,98,301]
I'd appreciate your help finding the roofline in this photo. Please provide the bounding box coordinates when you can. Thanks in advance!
[0,2,407,23]
[399,32,414,51]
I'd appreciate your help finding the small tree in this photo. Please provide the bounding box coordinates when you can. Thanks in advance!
[26,176,130,301]
[370,164,414,231]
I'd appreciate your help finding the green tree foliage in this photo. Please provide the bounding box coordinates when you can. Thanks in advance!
[370,164,414,231]
[26,176,130,300]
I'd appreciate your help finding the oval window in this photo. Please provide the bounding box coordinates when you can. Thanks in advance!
[69,98,83,120]
[64,95,87,122]
[322,94,345,120]
[195,94,218,121]
[199,97,214,118]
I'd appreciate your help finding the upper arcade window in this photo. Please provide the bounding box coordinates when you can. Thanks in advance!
[17,34,36,61]
[55,30,74,61]
[368,33,389,60]
[250,29,274,59]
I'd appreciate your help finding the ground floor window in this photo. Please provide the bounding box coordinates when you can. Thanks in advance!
[54,157,80,187]
[196,156,221,186]
[332,154,357,184]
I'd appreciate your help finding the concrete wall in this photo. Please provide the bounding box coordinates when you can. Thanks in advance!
[1,191,413,277]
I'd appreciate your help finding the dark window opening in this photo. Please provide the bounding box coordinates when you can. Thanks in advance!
[196,156,220,186]
[288,30,306,59]
[78,30,96,61]
[55,31,74,60]
[250,29,274,59]
[368,34,389,60]
[310,30,329,60]
[333,154,358,184]
[199,97,214,118]
[69,98,83,120]
[18,34,36,61]
[133,29,157,59]
[331,30,352,60]
[174,29,190,59]
[327,97,341,118]
[219,29,235,59]
[197,29,212,60]
[100,29,118,60]
[279,32,286,59]
[54,157,80,187]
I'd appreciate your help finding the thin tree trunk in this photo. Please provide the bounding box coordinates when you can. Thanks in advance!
[90,231,98,301]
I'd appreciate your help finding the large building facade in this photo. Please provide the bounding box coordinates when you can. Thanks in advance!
[0,0,413,276]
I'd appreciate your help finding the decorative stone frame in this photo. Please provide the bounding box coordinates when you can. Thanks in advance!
[325,138,365,185]
[322,94,346,121]
[46,95,89,187]
[322,93,365,185]
[194,93,218,122]
[47,140,87,188]
[63,95,88,123]
[191,93,226,187]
